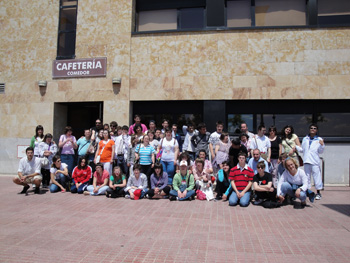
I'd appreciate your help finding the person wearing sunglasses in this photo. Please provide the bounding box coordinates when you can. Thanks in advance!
[296,124,325,200]
[252,161,277,206]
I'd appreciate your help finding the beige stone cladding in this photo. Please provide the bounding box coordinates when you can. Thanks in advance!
[1,0,350,141]
[130,29,350,101]
[0,0,132,139]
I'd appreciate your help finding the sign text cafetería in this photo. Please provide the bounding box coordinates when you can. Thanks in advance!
[52,57,107,78]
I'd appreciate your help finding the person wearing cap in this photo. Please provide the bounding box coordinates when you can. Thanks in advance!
[124,164,148,199]
[169,160,195,201]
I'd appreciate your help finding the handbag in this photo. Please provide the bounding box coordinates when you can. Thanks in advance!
[285,140,303,166]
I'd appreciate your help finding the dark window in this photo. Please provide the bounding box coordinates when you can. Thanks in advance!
[318,0,350,26]
[316,113,350,137]
[57,0,78,59]
[179,8,205,29]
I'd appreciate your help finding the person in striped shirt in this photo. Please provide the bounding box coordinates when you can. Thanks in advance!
[135,134,156,188]
[228,152,254,207]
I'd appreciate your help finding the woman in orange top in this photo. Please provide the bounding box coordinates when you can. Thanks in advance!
[94,129,115,176]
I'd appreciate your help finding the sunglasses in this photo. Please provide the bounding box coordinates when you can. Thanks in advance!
[257,167,264,169]
[310,127,317,130]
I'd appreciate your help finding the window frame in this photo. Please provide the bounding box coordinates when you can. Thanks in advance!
[56,0,78,60]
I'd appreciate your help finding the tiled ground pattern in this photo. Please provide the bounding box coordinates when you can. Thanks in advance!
[0,176,349,263]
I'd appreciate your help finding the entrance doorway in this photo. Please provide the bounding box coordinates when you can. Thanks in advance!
[53,102,103,141]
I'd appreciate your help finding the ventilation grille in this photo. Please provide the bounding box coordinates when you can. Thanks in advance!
[0,83,4,94]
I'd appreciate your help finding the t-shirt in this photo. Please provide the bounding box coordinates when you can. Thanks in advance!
[282,134,298,156]
[135,144,156,165]
[270,137,281,159]
[229,144,248,167]
[110,174,126,185]
[50,163,68,180]
[250,135,271,153]
[98,139,115,163]
[228,165,254,191]
[93,170,109,185]
[59,135,77,155]
[160,138,178,162]
[253,172,272,186]
[72,166,92,184]
[77,137,91,156]
[18,156,41,175]
[209,131,221,147]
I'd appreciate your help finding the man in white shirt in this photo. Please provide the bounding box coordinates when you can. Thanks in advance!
[13,147,42,194]
[240,122,255,139]
[113,125,130,176]
[297,124,325,200]
[250,125,271,162]
[209,121,224,161]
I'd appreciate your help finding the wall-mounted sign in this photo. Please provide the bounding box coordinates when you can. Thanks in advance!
[18,145,29,159]
[52,57,107,78]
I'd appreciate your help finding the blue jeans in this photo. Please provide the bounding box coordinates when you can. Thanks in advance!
[229,190,251,207]
[115,155,128,177]
[61,154,75,175]
[169,189,195,201]
[50,174,67,193]
[70,179,89,194]
[86,185,109,196]
[161,160,175,185]
[280,182,307,202]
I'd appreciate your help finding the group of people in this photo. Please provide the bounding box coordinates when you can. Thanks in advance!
[14,116,325,209]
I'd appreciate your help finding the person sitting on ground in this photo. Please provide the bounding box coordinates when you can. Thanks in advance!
[192,149,213,175]
[215,161,231,201]
[228,152,254,207]
[169,161,195,201]
[175,152,194,173]
[13,147,42,194]
[124,164,148,200]
[71,157,92,194]
[106,166,126,198]
[84,163,109,196]
[252,161,278,206]
[193,158,214,201]
[193,158,211,189]
[277,158,310,209]
[146,163,170,199]
[247,149,269,175]
[50,155,69,193]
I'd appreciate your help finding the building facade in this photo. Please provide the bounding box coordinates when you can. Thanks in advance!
[0,0,349,184]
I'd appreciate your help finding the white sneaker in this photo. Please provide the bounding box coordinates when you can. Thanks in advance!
[315,193,322,200]
[125,195,130,199]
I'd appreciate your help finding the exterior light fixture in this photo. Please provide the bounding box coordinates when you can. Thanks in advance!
[112,78,121,84]
[38,81,47,87]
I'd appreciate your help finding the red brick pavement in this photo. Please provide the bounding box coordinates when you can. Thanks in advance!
[0,176,349,263]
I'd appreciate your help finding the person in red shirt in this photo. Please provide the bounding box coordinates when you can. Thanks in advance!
[228,152,254,207]
[71,157,92,194]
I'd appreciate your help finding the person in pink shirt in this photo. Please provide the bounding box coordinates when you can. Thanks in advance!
[84,163,109,196]
[128,115,148,135]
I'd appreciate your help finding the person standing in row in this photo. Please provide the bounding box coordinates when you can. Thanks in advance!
[250,125,271,162]
[30,125,44,157]
[281,125,301,165]
[268,126,282,186]
[297,124,325,200]
[59,126,77,176]
[94,129,115,176]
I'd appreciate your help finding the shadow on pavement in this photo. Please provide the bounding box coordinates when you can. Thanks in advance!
[322,204,350,217]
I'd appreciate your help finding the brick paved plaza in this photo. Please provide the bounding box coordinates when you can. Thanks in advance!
[0,175,349,263]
